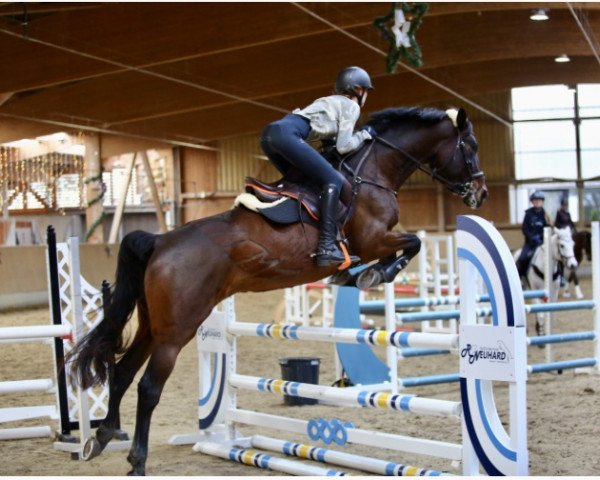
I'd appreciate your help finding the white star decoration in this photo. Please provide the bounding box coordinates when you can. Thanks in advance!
[391,8,412,49]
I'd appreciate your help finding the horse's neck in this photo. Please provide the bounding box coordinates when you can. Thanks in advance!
[535,241,559,268]
[371,148,420,191]
[363,130,437,191]
[548,235,562,263]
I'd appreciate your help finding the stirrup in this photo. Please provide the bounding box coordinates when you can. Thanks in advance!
[315,244,359,268]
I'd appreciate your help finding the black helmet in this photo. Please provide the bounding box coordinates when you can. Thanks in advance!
[334,66,374,96]
[529,190,545,201]
[560,196,568,206]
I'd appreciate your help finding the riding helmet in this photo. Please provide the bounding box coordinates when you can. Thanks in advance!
[529,190,545,201]
[334,66,374,96]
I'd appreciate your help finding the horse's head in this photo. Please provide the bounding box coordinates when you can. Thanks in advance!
[435,108,488,209]
[363,107,487,208]
[554,227,578,270]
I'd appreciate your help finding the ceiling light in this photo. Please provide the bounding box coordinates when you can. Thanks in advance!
[555,54,570,63]
[530,8,549,21]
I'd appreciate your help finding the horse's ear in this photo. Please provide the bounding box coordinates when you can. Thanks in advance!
[457,108,468,131]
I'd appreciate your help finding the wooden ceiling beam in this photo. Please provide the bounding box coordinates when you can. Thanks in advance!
[4,2,597,96]
[2,3,600,144]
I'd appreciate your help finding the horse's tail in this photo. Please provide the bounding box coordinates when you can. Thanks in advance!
[69,230,157,389]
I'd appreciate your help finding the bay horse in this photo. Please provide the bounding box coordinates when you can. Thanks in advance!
[69,107,487,475]
[562,230,592,299]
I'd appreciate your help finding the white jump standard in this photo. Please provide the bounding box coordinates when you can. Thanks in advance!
[0,226,131,456]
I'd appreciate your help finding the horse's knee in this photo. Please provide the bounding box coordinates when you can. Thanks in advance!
[405,236,421,256]
[411,236,421,251]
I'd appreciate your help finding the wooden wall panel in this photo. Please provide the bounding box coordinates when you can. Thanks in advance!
[217,135,280,192]
[465,91,514,182]
[397,188,440,230]
[444,184,509,229]
[180,147,218,194]
[182,197,236,224]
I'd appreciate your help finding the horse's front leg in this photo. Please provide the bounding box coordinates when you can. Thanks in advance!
[330,232,421,288]
[569,268,584,299]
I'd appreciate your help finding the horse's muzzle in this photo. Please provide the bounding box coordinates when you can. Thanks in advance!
[463,177,488,209]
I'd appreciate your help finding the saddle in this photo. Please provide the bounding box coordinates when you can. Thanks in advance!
[235,171,353,226]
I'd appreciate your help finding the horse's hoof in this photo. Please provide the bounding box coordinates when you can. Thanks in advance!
[562,292,571,298]
[82,437,103,461]
[327,270,355,286]
[127,470,145,476]
[356,268,382,289]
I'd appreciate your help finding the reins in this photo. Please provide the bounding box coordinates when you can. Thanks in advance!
[339,140,397,197]
[335,118,484,228]
[375,134,483,197]
[339,127,483,201]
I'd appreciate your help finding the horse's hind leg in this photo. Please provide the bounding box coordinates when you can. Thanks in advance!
[84,324,153,460]
[126,342,181,476]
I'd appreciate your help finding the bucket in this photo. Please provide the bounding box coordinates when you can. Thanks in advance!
[278,357,320,406]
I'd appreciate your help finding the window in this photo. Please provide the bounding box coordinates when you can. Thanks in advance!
[580,120,600,179]
[514,121,576,180]
[512,85,574,121]
[512,84,600,222]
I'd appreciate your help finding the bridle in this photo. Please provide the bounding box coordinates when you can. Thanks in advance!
[339,125,484,199]
[376,130,484,198]
[554,230,576,265]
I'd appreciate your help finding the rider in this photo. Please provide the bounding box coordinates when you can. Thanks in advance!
[516,190,552,278]
[260,66,375,267]
[555,196,576,232]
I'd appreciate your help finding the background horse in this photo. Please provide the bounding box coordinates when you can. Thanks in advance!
[514,227,578,337]
[69,107,487,476]
[561,230,591,299]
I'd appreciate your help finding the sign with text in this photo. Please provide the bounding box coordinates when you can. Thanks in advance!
[460,324,521,382]
[196,310,228,353]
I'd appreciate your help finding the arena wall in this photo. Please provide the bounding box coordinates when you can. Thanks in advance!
[0,243,119,311]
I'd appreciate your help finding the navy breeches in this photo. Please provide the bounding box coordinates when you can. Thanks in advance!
[260,114,344,191]
[516,243,536,277]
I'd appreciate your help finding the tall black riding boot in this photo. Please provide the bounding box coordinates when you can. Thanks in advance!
[314,184,360,267]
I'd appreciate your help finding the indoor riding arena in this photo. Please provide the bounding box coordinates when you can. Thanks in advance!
[1,3,600,477]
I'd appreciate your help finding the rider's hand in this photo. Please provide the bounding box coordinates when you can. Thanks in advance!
[360,125,376,140]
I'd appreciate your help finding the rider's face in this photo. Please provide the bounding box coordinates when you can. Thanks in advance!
[532,199,544,208]
[359,88,368,107]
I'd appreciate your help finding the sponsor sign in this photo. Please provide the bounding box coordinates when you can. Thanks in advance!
[196,311,228,353]
[460,324,520,382]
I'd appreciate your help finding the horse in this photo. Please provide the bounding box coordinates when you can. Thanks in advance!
[561,230,591,299]
[514,227,578,337]
[69,107,487,476]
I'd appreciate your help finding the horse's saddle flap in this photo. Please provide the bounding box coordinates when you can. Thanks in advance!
[245,177,320,220]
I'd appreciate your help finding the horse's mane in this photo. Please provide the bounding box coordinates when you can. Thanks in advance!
[365,107,450,133]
